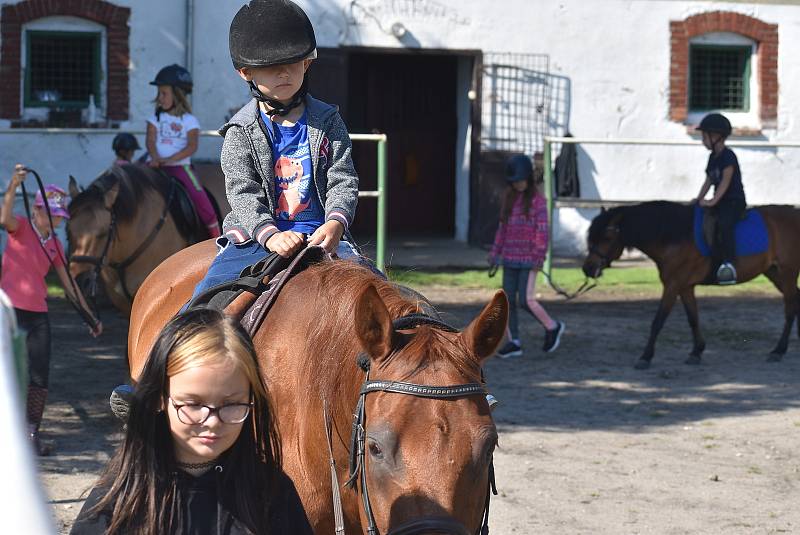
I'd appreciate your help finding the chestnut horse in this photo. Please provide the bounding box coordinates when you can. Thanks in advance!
[583,201,800,369]
[66,164,197,316]
[127,242,508,534]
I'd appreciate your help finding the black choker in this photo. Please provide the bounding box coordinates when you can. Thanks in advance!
[176,458,218,470]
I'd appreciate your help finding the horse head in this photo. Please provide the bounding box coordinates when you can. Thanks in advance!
[350,284,508,534]
[66,174,120,305]
[583,207,625,278]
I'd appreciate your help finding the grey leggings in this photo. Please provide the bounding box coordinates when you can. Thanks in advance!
[502,267,555,339]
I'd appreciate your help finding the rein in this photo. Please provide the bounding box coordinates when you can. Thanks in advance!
[19,168,99,330]
[69,175,176,302]
[541,268,596,301]
[326,313,497,535]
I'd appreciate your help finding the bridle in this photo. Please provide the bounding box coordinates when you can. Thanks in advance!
[326,313,497,535]
[588,224,621,271]
[69,177,176,303]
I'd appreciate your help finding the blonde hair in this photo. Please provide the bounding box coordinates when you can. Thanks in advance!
[166,314,265,400]
[153,85,192,116]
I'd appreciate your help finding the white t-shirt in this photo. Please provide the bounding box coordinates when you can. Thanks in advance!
[146,112,200,166]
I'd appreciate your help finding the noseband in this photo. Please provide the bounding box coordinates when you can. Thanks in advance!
[69,178,176,302]
[327,313,497,535]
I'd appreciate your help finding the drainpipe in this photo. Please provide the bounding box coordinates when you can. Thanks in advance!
[185,0,194,102]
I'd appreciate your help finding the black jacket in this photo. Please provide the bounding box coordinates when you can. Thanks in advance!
[70,466,312,535]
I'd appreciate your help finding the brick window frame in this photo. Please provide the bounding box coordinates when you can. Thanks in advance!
[0,0,130,121]
[670,11,778,129]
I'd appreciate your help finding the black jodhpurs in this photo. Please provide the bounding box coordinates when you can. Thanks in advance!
[15,308,51,389]
[713,198,746,264]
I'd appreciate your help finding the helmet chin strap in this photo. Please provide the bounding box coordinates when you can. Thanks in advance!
[249,78,308,117]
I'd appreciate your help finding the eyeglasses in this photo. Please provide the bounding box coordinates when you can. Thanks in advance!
[169,397,253,425]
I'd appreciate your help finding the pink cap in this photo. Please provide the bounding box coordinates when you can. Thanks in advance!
[34,185,70,219]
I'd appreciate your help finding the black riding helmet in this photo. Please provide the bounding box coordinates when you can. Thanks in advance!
[505,154,533,183]
[229,0,317,116]
[695,113,732,137]
[150,64,193,94]
[112,133,141,152]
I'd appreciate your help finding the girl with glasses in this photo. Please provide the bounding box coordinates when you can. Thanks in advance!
[70,308,312,534]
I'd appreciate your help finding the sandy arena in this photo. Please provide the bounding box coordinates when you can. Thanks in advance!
[38,283,800,534]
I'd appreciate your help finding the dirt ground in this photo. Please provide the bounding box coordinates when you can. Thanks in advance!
[39,283,800,534]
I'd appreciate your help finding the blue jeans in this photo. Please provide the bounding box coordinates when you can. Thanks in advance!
[188,237,361,302]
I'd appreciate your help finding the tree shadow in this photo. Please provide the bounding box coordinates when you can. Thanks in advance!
[435,293,800,431]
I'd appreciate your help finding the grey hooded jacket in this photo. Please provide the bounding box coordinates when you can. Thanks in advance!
[219,95,359,246]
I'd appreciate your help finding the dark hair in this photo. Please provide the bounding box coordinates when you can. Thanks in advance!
[499,173,539,224]
[87,308,280,534]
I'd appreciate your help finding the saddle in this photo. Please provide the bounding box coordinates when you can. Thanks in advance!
[186,245,328,336]
[167,179,204,243]
[165,176,221,243]
[693,205,768,258]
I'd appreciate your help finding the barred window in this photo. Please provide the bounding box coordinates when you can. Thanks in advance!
[689,45,750,112]
[24,30,101,108]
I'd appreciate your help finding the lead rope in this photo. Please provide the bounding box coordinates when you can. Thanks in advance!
[19,168,98,330]
[324,402,346,534]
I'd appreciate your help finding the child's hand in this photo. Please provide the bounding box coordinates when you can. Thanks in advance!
[10,164,26,187]
[308,220,344,253]
[265,230,305,258]
[89,320,103,338]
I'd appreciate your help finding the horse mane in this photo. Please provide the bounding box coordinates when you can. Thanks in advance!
[588,201,694,248]
[69,164,170,224]
[300,261,482,404]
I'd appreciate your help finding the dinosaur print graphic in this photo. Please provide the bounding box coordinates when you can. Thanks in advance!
[275,155,310,219]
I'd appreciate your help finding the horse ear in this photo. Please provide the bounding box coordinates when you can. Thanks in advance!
[461,290,508,363]
[600,206,607,214]
[68,176,80,198]
[104,182,120,209]
[354,284,396,362]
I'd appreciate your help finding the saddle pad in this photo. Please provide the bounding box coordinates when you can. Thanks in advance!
[693,205,769,257]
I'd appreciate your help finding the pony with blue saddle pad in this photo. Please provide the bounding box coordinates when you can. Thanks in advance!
[583,201,800,369]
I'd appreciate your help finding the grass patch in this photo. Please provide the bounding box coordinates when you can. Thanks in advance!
[388,266,777,296]
[388,268,502,290]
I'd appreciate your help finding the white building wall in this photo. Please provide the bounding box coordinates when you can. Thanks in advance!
[1,0,799,254]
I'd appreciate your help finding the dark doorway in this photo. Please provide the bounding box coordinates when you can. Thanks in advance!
[348,53,457,238]
[310,50,459,239]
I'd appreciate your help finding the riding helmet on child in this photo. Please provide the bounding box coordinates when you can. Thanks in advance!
[149,64,193,94]
[34,185,70,219]
[505,154,534,183]
[229,0,317,115]
[112,133,141,153]
[695,113,732,138]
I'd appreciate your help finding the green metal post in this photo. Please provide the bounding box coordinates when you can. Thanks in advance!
[543,138,553,276]
[376,137,387,273]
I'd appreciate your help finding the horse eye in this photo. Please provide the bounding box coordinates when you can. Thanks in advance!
[367,439,383,459]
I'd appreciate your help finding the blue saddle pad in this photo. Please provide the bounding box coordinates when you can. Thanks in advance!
[693,205,769,257]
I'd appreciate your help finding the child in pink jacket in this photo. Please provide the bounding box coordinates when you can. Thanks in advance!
[489,154,564,358]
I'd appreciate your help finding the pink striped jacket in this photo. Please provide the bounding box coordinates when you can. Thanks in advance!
[489,194,549,269]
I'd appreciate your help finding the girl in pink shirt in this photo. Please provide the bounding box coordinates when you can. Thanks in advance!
[489,155,565,358]
[1,164,102,455]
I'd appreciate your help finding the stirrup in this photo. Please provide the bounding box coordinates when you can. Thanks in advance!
[716,263,737,285]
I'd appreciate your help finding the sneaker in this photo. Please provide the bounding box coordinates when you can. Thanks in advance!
[496,341,523,359]
[716,262,737,285]
[543,321,566,353]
